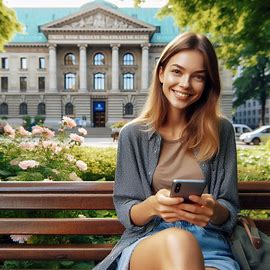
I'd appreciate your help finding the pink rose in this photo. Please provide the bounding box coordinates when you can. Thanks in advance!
[78,128,87,136]
[4,124,15,138]
[70,133,84,143]
[10,234,32,244]
[76,160,87,171]
[42,127,55,139]
[18,160,39,170]
[32,125,43,135]
[69,172,83,181]
[18,126,31,137]
[19,142,35,150]
[62,116,76,128]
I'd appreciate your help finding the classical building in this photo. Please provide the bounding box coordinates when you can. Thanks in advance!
[0,0,233,128]
[233,98,270,129]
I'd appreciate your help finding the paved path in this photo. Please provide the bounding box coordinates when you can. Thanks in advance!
[83,137,255,149]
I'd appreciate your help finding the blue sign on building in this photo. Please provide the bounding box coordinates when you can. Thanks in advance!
[93,101,105,112]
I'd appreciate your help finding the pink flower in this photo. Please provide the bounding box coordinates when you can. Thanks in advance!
[32,125,43,135]
[42,127,55,139]
[10,234,32,244]
[4,124,15,138]
[78,128,87,136]
[62,116,76,128]
[76,160,87,171]
[19,142,35,150]
[66,154,76,163]
[69,172,83,181]
[70,133,84,143]
[18,126,31,137]
[18,160,39,170]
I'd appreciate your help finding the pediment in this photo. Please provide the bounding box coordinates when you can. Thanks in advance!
[41,5,155,32]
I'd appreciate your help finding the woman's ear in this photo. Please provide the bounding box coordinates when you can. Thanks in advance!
[159,66,164,84]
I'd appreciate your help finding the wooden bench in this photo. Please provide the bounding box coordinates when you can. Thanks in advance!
[0,181,269,262]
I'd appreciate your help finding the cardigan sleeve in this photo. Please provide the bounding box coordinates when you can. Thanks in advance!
[208,119,240,234]
[113,124,146,232]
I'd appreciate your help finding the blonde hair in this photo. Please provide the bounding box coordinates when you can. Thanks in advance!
[134,32,222,161]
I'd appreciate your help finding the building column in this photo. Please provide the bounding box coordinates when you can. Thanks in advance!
[111,44,120,92]
[48,44,57,92]
[79,44,88,92]
[141,44,150,92]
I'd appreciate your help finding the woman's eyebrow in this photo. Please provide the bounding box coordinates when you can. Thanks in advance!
[171,64,206,73]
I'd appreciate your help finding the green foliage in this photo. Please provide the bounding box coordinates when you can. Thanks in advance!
[0,1,22,51]
[71,146,116,181]
[154,0,269,70]
[34,115,46,125]
[22,115,32,130]
[237,146,270,181]
[110,120,128,129]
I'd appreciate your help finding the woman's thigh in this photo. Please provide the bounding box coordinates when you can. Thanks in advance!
[130,227,204,270]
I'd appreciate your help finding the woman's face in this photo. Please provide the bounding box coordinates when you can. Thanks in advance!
[159,50,206,113]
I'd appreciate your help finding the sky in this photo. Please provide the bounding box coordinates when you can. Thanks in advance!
[4,0,168,8]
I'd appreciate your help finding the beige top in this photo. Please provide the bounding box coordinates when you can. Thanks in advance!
[152,137,205,193]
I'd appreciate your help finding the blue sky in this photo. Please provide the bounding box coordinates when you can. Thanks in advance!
[5,0,168,8]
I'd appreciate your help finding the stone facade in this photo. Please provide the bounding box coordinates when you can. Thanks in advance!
[0,1,234,128]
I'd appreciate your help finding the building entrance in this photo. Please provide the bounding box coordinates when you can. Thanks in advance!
[93,101,106,127]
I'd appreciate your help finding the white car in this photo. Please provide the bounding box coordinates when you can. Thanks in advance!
[239,125,270,145]
[233,124,252,138]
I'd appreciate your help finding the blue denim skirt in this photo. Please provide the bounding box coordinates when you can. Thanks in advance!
[116,220,240,270]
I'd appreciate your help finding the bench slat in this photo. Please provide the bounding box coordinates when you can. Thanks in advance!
[0,218,124,235]
[239,193,270,209]
[0,181,114,193]
[0,244,113,261]
[0,194,114,210]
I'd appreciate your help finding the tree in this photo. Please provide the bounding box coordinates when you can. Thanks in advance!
[0,0,21,51]
[135,0,270,124]
[233,56,270,125]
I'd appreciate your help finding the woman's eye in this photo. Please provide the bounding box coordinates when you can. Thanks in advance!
[193,75,205,81]
[172,69,181,74]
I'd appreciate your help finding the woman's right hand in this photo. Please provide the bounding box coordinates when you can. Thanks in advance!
[149,189,184,223]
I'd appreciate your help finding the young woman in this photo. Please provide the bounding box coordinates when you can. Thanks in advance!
[95,32,240,270]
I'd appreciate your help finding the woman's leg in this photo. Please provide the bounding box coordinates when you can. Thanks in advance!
[130,227,204,270]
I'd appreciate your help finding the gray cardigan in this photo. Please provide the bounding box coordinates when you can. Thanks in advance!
[94,118,239,270]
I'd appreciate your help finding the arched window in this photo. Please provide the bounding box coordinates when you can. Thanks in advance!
[124,102,133,116]
[123,73,134,90]
[0,103,8,115]
[64,73,76,90]
[123,53,134,65]
[37,103,46,115]
[64,53,76,65]
[65,103,74,115]
[19,103,28,115]
[94,73,105,90]
[93,53,105,65]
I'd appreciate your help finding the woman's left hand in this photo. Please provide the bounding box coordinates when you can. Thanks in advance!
[176,194,217,227]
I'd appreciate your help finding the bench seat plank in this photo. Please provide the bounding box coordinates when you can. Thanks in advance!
[0,194,114,210]
[0,218,124,235]
[0,244,113,260]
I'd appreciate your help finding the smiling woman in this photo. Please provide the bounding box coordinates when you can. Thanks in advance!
[94,33,240,270]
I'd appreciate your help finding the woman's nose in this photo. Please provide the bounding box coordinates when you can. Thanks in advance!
[179,75,190,88]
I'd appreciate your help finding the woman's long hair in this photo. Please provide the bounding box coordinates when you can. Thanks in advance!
[133,32,222,161]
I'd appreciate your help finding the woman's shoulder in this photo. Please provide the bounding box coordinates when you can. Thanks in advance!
[119,121,148,140]
[218,117,234,132]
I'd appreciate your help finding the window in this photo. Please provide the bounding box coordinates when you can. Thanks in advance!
[20,77,27,92]
[38,77,45,92]
[64,53,76,65]
[1,58,8,69]
[19,103,28,115]
[155,26,161,33]
[0,103,8,115]
[1,77,8,92]
[20,57,27,69]
[123,53,134,65]
[37,103,46,115]
[65,103,74,115]
[124,102,133,116]
[64,73,76,90]
[93,53,105,65]
[123,73,134,90]
[94,73,105,90]
[39,57,45,69]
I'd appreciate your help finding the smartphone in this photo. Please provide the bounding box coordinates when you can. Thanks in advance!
[170,179,206,202]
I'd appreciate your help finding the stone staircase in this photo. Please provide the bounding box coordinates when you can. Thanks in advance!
[84,127,112,138]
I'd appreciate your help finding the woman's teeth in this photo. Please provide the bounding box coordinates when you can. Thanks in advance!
[172,90,190,97]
